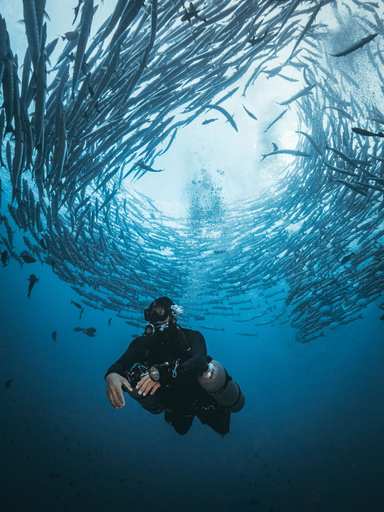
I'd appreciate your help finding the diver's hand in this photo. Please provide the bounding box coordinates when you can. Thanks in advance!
[106,373,131,409]
[136,374,161,396]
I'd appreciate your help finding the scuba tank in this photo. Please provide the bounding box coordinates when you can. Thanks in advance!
[198,360,245,413]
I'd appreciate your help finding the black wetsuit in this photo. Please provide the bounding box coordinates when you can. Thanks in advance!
[105,324,231,435]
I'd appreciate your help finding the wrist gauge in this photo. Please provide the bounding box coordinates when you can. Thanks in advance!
[149,366,160,382]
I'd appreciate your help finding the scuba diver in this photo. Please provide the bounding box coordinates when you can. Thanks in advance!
[105,297,245,435]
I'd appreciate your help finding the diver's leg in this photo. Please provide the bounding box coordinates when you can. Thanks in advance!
[196,407,231,436]
[164,410,195,435]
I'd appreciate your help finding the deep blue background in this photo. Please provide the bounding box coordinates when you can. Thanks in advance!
[1,243,383,512]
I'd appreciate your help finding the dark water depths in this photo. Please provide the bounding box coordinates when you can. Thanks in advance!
[1,253,384,512]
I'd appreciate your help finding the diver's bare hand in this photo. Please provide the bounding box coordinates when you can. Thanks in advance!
[106,373,131,409]
[137,374,161,396]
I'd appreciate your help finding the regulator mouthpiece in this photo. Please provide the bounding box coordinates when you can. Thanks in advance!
[144,323,156,336]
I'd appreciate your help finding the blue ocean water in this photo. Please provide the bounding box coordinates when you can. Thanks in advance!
[1,0,384,511]
[1,239,384,512]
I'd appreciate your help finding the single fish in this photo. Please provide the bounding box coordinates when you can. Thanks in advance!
[52,331,57,342]
[242,104,258,121]
[73,0,84,24]
[264,108,288,133]
[4,379,12,388]
[34,23,47,148]
[22,0,40,71]
[72,0,94,96]
[261,149,312,161]
[277,83,316,106]
[326,146,361,169]
[276,74,299,82]
[330,33,379,57]
[247,28,269,46]
[330,178,368,196]
[74,327,83,332]
[352,127,384,138]
[21,251,37,264]
[71,300,83,309]
[61,30,79,42]
[84,327,96,334]
[137,160,163,173]
[27,274,39,299]
[289,0,325,58]
[181,2,207,23]
[341,254,354,265]
[1,249,8,267]
[202,118,217,125]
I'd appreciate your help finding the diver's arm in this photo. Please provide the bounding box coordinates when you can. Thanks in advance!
[105,337,146,409]
[136,374,161,396]
[176,329,208,378]
[106,373,131,409]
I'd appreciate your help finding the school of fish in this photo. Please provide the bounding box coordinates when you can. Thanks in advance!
[0,0,384,342]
